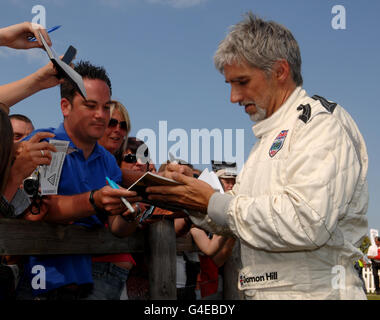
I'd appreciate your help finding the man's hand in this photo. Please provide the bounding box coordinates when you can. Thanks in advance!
[32,61,64,91]
[158,162,194,180]
[0,22,51,49]
[92,185,142,216]
[146,172,215,214]
[11,132,57,184]
[39,186,142,223]
[119,202,142,222]
[23,196,51,221]
[0,58,64,108]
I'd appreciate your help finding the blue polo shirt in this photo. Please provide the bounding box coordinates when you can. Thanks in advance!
[24,123,122,295]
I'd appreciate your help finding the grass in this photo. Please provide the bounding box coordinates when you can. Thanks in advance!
[367,294,380,300]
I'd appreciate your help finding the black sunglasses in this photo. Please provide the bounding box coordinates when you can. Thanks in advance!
[109,118,128,131]
[123,153,153,172]
[123,152,150,163]
[123,153,137,163]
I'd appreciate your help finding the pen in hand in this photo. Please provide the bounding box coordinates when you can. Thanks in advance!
[28,25,62,41]
[106,177,135,214]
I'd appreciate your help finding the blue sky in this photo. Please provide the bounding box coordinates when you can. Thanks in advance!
[1,0,380,230]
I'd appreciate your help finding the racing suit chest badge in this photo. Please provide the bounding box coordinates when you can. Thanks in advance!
[269,130,289,158]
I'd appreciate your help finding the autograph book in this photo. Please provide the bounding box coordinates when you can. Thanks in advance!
[128,172,188,214]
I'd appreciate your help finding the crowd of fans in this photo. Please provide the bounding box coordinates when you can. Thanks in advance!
[1,12,372,301]
[0,22,238,300]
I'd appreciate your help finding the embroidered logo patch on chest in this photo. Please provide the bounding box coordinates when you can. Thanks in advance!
[269,130,288,158]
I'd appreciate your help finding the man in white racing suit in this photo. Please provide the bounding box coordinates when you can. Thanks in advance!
[146,12,369,300]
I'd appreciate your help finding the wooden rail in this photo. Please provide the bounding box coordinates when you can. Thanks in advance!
[0,218,241,299]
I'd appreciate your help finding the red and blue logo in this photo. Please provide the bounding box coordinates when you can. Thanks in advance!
[269,130,288,158]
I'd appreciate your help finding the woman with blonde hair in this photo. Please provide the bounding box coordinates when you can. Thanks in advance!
[98,100,131,166]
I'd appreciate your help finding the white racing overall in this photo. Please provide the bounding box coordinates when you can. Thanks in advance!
[191,87,369,300]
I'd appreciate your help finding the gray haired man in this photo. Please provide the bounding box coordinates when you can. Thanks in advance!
[146,13,369,300]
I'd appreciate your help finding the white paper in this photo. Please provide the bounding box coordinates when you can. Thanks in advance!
[198,168,224,193]
[168,152,177,163]
[38,30,87,99]
[39,140,69,195]
[370,229,379,246]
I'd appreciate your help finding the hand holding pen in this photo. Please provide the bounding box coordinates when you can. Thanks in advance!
[90,179,141,217]
[106,177,146,222]
[106,177,136,213]
[0,22,53,50]
[28,25,61,42]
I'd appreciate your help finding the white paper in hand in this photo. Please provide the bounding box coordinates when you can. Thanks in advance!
[198,168,224,193]
[39,140,69,195]
[38,30,87,99]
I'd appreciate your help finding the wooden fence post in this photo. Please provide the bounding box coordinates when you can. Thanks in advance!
[147,219,177,300]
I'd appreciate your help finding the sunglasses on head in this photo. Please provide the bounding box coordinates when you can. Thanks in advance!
[108,118,127,131]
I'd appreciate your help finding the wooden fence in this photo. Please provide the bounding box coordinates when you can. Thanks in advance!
[0,218,243,300]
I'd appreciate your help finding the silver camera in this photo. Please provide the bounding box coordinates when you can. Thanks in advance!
[23,169,40,197]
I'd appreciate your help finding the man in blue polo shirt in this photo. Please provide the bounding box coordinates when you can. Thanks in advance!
[18,61,142,300]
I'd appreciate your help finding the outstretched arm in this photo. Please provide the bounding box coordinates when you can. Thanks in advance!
[190,227,230,256]
[0,62,62,109]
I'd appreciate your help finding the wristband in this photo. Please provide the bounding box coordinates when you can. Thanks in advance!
[89,189,109,215]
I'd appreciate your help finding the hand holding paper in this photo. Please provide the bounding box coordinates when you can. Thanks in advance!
[145,171,216,214]
[8,132,57,195]
[38,30,87,99]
